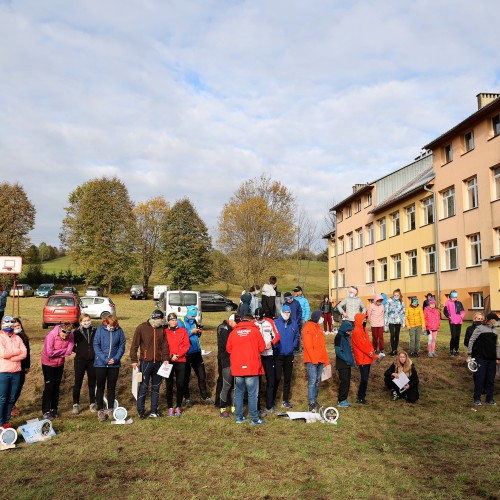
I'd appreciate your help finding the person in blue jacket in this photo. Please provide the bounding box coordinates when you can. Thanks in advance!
[93,314,126,421]
[273,304,300,408]
[334,321,356,407]
[293,286,310,352]
[180,305,213,406]
[283,292,302,324]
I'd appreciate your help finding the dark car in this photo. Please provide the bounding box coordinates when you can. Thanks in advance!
[61,286,79,296]
[130,284,148,300]
[200,291,237,312]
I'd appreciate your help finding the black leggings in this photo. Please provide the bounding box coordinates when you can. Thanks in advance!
[389,324,402,353]
[42,364,64,414]
[274,354,294,403]
[183,352,208,400]
[449,323,462,351]
[95,367,120,410]
[166,362,186,409]
[73,357,96,405]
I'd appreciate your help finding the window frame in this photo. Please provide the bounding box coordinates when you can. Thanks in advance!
[378,217,386,241]
[406,249,418,277]
[366,261,375,283]
[405,204,416,231]
[423,245,436,274]
[441,187,456,218]
[468,233,482,266]
[366,192,372,206]
[463,131,475,153]
[391,253,401,279]
[443,143,453,163]
[443,239,458,271]
[465,176,478,210]
[422,196,434,225]
[366,223,374,245]
[355,198,362,213]
[391,211,400,237]
[347,232,354,252]
[470,292,484,309]
[493,167,500,201]
[493,114,500,137]
[378,257,387,281]
[355,228,363,249]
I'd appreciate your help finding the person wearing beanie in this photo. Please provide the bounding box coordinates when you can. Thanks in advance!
[273,304,300,409]
[423,298,440,357]
[302,310,329,412]
[336,286,366,324]
[443,291,465,356]
[334,321,356,407]
[130,309,170,419]
[179,306,214,406]
[407,298,425,357]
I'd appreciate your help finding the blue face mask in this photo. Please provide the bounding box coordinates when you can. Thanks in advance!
[3,327,14,334]
[187,317,195,324]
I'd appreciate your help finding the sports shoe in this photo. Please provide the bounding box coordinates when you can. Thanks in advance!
[1,422,12,429]
[392,391,399,401]
[72,404,80,415]
[149,412,161,418]
[454,351,459,356]
[10,405,19,417]
[250,419,266,425]
[428,352,433,358]
[89,403,97,413]
[219,409,230,418]
[167,408,175,417]
[98,410,107,421]
[486,399,497,406]
[414,352,420,358]
[202,397,214,405]
[355,399,369,405]
[138,411,146,420]
[184,399,193,408]
[433,352,438,357]
[235,416,247,424]
[474,400,482,406]
[105,409,114,418]
[338,400,350,407]
[51,410,59,419]
[308,403,317,412]
[281,401,293,409]
[42,411,54,421]
[260,407,274,417]
[174,407,182,417]
[449,351,454,357]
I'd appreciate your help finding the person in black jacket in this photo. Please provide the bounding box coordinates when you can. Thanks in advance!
[384,351,419,403]
[11,317,30,417]
[72,313,97,414]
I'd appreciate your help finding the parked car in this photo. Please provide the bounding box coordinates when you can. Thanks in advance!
[10,284,34,297]
[80,296,116,320]
[61,286,79,296]
[130,284,147,300]
[157,290,202,324]
[42,293,81,329]
[200,291,237,312]
[85,286,102,297]
[153,285,170,301]
[36,283,55,298]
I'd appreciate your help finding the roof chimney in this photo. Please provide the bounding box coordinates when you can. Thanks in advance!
[352,183,366,193]
[477,93,500,110]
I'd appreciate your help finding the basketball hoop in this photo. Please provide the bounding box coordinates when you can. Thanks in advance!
[0,257,22,275]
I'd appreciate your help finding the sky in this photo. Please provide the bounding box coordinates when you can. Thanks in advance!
[1,0,499,249]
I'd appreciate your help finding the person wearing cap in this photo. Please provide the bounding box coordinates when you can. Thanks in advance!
[467,312,500,406]
[336,286,366,324]
[367,294,385,353]
[283,292,302,325]
[334,321,355,407]
[254,307,280,416]
[443,291,465,356]
[164,313,190,417]
[406,298,425,358]
[302,310,329,412]
[179,305,213,406]
[215,313,240,417]
[226,314,266,424]
[0,286,8,324]
[261,276,278,318]
[423,298,440,357]
[41,321,75,420]
[273,304,299,408]
[130,310,170,419]
[0,315,27,428]
[384,288,406,356]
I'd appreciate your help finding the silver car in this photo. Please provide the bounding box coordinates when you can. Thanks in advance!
[80,296,116,319]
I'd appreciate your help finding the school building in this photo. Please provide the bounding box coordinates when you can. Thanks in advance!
[326,93,500,319]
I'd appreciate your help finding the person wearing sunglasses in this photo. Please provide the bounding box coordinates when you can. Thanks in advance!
[41,321,75,420]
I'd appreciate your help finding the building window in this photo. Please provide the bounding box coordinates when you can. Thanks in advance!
[338,236,344,255]
[494,167,500,201]
[464,131,474,152]
[443,144,453,163]
[366,261,375,283]
[366,223,374,245]
[355,199,362,213]
[493,114,500,137]
[347,232,354,252]
[392,254,401,279]
[468,233,482,266]
[496,227,500,255]
[422,196,434,225]
[338,268,345,288]
[423,245,436,273]
[378,258,387,281]
[465,177,478,210]
[356,228,363,249]
[378,217,386,241]
[407,250,417,276]
[405,204,416,231]
[366,192,372,206]
[470,292,484,309]
[441,187,456,218]
[331,270,337,288]
[391,211,400,236]
[443,239,458,271]
[347,205,352,218]
[337,210,343,222]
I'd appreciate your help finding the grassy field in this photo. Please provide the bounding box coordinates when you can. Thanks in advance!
[3,295,499,499]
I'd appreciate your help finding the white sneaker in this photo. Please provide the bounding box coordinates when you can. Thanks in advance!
[89,403,97,413]
[72,404,80,415]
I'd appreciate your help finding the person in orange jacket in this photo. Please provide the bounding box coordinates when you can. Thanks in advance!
[351,313,379,404]
[302,310,329,412]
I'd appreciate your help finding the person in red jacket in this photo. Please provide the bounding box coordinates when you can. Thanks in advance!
[226,314,266,425]
[302,310,330,412]
[351,313,379,404]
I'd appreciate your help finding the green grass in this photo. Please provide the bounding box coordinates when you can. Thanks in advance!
[40,255,81,274]
[5,296,499,499]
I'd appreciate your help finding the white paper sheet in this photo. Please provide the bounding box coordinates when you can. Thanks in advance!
[157,363,173,378]
[391,371,410,390]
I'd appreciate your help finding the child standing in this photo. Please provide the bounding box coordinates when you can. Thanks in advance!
[320,295,334,334]
[367,294,385,353]
[334,321,355,407]
[406,298,425,357]
[443,291,465,356]
[423,298,440,357]
[384,289,406,356]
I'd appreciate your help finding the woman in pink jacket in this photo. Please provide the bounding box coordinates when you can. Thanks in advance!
[423,298,440,357]
[443,291,465,356]
[367,294,385,353]
[0,315,27,428]
[41,322,74,420]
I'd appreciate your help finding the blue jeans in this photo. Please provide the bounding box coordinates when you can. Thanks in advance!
[306,362,323,404]
[234,376,259,421]
[137,361,163,413]
[0,371,20,424]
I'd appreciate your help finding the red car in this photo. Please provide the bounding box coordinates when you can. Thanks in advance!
[42,293,81,329]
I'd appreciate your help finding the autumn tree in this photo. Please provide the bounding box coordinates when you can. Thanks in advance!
[134,196,170,291]
[0,182,36,255]
[60,177,137,293]
[217,175,295,286]
[160,198,212,289]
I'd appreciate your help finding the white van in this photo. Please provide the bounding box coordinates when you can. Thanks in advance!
[153,285,170,301]
[158,290,202,324]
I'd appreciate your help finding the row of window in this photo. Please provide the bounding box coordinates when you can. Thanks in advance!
[337,192,372,222]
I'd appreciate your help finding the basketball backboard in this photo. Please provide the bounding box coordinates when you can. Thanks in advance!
[0,256,23,274]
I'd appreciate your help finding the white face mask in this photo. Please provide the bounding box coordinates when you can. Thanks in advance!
[150,319,163,328]
[318,317,324,325]
[281,312,291,320]
[81,321,92,329]
[14,328,22,334]
[348,293,355,298]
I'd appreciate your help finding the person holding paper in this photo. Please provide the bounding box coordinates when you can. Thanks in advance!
[130,310,170,419]
[165,313,190,416]
[384,351,419,403]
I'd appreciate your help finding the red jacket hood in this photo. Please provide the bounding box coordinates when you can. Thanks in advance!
[354,313,367,329]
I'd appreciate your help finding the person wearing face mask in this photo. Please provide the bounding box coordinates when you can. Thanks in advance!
[130,310,170,419]
[336,286,366,325]
[351,313,378,404]
[320,295,334,334]
[406,298,425,358]
[283,292,302,325]
[71,313,97,415]
[41,321,74,420]
[272,304,299,409]
[443,291,465,356]
[249,285,261,317]
[10,317,30,418]
[0,316,27,428]
[423,298,440,357]
[93,315,126,421]
[367,294,385,353]
[384,288,406,356]
[467,312,500,406]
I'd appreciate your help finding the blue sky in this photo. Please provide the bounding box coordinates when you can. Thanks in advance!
[1,0,499,248]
